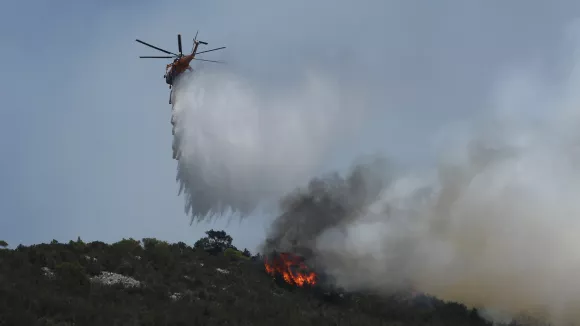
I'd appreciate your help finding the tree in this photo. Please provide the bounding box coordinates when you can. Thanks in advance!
[0,240,8,248]
[194,230,236,254]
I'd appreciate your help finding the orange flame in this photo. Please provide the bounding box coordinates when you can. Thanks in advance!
[264,252,317,287]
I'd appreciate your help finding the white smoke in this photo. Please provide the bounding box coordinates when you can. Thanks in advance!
[170,68,365,221]
[309,31,580,325]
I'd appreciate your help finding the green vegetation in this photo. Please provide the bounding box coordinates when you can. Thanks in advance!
[224,247,250,260]
[0,230,506,325]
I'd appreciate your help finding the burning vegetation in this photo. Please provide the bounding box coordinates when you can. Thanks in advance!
[264,252,318,287]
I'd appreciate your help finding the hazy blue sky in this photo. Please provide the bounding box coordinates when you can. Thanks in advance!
[1,1,579,252]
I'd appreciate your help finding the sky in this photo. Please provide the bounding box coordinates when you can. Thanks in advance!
[1,0,580,252]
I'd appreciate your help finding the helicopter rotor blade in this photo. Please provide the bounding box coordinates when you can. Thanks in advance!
[139,56,175,58]
[193,58,225,63]
[195,47,226,55]
[177,34,183,55]
[136,39,177,56]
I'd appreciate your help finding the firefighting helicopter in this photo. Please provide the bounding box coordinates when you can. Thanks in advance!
[136,32,226,104]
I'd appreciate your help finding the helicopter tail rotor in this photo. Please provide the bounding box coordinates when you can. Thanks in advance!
[192,31,198,52]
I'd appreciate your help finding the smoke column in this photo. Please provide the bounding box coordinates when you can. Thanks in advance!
[169,68,365,222]
[263,33,580,324]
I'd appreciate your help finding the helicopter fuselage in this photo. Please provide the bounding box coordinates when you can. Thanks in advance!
[165,54,195,85]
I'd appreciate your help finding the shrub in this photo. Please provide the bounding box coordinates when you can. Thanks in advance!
[224,248,249,261]
[142,238,172,266]
[112,238,142,255]
[68,236,86,253]
[54,261,89,292]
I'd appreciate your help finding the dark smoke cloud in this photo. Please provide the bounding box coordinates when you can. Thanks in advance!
[260,155,392,258]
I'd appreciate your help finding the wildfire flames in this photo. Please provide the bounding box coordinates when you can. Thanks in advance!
[264,252,318,287]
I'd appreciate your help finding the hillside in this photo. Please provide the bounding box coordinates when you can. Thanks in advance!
[0,232,500,326]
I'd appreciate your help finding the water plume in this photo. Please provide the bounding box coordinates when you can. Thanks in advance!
[170,68,365,222]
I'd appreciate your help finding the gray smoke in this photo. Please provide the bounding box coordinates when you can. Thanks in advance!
[261,39,580,326]
[170,68,366,222]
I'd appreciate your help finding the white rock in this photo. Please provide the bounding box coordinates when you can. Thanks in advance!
[90,271,141,288]
[41,267,55,279]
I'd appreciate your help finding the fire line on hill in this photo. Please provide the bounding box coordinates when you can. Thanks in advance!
[264,252,317,287]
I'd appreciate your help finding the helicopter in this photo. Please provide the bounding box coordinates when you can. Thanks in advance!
[136,32,226,104]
